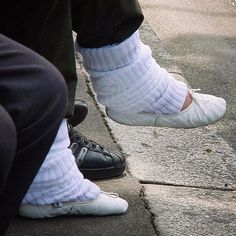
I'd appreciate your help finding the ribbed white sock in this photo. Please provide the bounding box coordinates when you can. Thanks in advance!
[22,119,100,205]
[78,31,188,115]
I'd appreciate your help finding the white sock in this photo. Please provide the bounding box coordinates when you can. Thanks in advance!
[78,31,188,115]
[22,119,100,205]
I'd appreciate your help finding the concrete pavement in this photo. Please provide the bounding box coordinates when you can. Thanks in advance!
[7,1,236,235]
[140,0,236,150]
[103,18,236,236]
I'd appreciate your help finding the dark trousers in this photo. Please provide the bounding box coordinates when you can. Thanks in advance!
[0,1,143,234]
[71,0,144,48]
[0,0,143,116]
[0,34,67,235]
[0,106,16,196]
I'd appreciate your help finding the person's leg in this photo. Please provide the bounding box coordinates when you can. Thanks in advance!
[0,106,16,196]
[0,0,127,180]
[22,119,100,206]
[71,0,144,48]
[72,0,145,179]
[19,119,128,219]
[68,0,145,179]
[1,0,77,116]
[72,0,226,128]
[0,33,67,235]
[0,34,128,235]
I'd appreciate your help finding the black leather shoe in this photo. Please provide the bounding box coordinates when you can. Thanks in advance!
[69,126,126,180]
[68,99,88,127]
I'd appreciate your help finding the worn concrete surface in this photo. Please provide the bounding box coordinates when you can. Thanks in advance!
[140,0,236,150]
[103,2,236,235]
[104,19,236,190]
[107,122,236,190]
[145,185,236,236]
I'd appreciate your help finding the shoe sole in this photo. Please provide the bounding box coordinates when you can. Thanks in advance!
[68,100,88,127]
[80,165,126,180]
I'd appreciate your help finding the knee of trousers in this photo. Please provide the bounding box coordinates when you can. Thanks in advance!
[15,61,68,151]
[22,48,68,118]
[0,34,68,131]
[16,61,68,152]
[15,61,68,132]
[30,60,68,117]
[0,106,16,194]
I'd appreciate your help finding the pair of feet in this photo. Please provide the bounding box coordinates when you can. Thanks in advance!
[70,89,226,181]
[19,126,128,218]
[68,88,227,184]
[18,90,226,219]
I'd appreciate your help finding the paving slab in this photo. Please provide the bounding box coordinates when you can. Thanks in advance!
[139,0,236,150]
[104,21,236,190]
[144,184,236,236]
[106,123,236,190]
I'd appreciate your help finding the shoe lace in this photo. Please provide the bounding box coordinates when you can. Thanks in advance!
[69,124,106,152]
[189,89,208,115]
[80,135,103,149]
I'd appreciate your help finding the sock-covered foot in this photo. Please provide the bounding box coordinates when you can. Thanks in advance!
[78,30,188,116]
[78,31,226,128]
[22,120,100,206]
[20,120,128,218]
[106,89,226,128]
[19,191,128,218]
